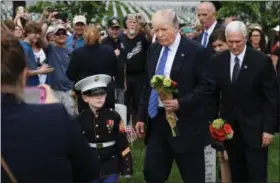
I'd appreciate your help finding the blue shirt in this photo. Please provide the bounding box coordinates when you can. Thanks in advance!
[46,44,73,91]
[66,35,84,50]
[21,41,39,86]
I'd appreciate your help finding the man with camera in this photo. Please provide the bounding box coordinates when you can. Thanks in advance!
[39,11,75,116]
[119,13,152,124]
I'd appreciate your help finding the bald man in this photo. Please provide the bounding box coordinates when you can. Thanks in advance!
[135,9,216,182]
[194,2,223,55]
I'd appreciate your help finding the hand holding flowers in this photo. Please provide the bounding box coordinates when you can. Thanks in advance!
[150,75,178,137]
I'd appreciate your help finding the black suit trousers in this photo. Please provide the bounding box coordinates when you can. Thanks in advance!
[143,110,205,183]
[225,120,268,183]
[125,74,144,122]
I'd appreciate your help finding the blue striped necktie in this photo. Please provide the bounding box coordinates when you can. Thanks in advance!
[202,31,208,48]
[148,47,169,118]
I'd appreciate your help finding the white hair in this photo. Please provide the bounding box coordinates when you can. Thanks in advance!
[225,21,247,38]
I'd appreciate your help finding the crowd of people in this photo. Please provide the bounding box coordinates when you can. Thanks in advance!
[1,1,280,183]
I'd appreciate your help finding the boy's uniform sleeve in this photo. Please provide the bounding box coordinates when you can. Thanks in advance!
[116,115,133,176]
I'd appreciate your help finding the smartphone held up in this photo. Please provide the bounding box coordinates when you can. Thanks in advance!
[23,87,46,104]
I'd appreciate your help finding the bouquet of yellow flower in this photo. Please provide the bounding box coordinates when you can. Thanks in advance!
[150,75,178,137]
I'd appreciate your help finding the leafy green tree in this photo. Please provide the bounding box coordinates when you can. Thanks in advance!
[217,1,280,33]
[28,1,107,24]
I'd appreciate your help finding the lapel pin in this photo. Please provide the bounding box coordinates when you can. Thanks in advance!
[244,65,248,69]
[181,53,185,57]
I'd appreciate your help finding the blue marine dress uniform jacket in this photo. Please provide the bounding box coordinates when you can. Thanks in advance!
[1,93,99,183]
[76,108,133,178]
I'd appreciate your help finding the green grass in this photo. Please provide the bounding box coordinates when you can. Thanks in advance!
[119,134,280,183]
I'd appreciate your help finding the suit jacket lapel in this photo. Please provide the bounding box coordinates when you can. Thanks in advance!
[170,38,187,81]
[235,48,251,84]
[223,51,231,84]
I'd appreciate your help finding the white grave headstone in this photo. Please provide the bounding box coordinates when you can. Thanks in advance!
[115,103,127,126]
[204,145,216,183]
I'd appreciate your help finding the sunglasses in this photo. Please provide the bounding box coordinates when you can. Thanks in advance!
[55,31,67,36]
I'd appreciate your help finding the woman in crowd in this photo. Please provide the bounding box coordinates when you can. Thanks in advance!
[248,28,268,53]
[1,28,99,183]
[209,27,231,183]
[67,25,122,113]
[14,25,24,40]
[32,38,48,84]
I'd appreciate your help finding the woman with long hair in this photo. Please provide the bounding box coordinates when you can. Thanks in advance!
[248,28,268,53]
[32,38,47,84]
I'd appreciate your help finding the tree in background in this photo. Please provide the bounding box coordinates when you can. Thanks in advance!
[217,1,280,33]
[28,1,107,24]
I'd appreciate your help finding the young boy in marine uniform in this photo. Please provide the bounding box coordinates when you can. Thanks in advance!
[75,74,133,183]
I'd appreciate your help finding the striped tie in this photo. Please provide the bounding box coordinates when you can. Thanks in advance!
[148,47,169,118]
[202,31,208,48]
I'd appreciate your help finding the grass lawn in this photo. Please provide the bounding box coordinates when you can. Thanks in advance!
[120,134,280,183]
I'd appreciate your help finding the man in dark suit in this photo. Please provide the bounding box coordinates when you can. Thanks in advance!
[135,9,216,182]
[194,2,223,55]
[211,21,278,182]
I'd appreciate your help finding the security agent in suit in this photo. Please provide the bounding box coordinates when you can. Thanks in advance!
[194,2,223,55]
[75,74,133,183]
[211,21,278,182]
[135,10,216,182]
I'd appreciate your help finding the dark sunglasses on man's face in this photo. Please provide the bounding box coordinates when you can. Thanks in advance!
[55,31,67,36]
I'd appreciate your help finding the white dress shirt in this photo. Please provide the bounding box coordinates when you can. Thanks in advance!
[201,21,217,47]
[230,46,247,81]
[155,32,181,106]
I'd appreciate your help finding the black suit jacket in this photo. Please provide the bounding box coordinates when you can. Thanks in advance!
[194,22,223,55]
[211,47,278,148]
[1,93,99,182]
[67,43,122,111]
[137,36,216,153]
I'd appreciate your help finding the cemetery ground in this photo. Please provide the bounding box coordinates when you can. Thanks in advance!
[120,134,280,183]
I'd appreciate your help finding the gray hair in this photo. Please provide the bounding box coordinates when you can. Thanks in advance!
[152,9,180,30]
[196,2,216,14]
[225,21,247,38]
